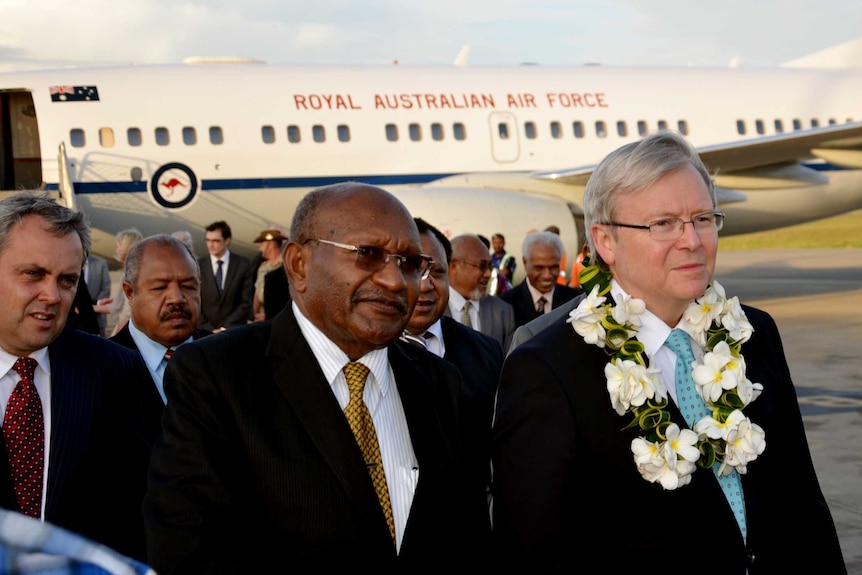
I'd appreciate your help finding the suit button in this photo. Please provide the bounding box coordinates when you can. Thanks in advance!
[747,550,756,565]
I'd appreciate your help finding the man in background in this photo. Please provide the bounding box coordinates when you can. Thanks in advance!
[197,220,254,332]
[446,233,515,351]
[84,254,111,336]
[251,228,286,321]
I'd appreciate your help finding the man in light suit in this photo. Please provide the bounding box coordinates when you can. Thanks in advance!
[499,230,582,329]
[0,192,154,563]
[83,255,111,336]
[446,233,515,352]
[144,183,491,573]
[491,132,846,573]
[402,218,503,496]
[110,235,210,439]
[197,220,254,332]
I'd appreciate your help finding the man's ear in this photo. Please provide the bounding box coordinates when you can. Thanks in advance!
[122,281,134,302]
[283,243,307,293]
[592,224,616,266]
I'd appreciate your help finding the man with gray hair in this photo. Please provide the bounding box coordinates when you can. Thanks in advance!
[0,192,153,562]
[499,230,582,329]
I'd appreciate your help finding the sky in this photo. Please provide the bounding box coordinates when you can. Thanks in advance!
[1,0,862,72]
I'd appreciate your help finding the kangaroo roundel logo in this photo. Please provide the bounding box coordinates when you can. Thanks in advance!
[151,163,198,208]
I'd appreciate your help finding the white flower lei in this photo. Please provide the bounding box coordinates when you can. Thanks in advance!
[568,265,767,490]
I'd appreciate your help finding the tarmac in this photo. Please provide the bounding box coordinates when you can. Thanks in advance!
[714,248,862,573]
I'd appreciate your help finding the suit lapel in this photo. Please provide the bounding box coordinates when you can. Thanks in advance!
[266,308,384,524]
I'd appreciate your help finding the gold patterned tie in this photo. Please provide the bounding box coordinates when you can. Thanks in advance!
[461,301,473,328]
[342,362,395,544]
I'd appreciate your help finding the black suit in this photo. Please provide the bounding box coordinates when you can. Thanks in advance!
[491,303,846,574]
[144,305,491,573]
[198,252,254,331]
[499,280,582,328]
[0,328,154,562]
[262,265,290,320]
[110,324,211,440]
[438,316,503,491]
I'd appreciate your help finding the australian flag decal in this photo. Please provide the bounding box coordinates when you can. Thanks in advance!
[50,85,100,102]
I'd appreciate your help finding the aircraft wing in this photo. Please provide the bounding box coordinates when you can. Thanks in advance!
[533,121,862,185]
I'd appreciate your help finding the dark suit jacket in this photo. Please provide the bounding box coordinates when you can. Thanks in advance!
[0,328,154,562]
[439,316,503,491]
[491,303,846,574]
[262,265,290,320]
[499,280,582,329]
[110,324,212,440]
[144,306,491,573]
[198,252,254,331]
[85,255,112,336]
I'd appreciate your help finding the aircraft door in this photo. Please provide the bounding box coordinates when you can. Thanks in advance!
[0,91,42,191]
[488,112,520,163]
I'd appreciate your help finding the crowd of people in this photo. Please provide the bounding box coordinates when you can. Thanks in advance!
[0,131,846,574]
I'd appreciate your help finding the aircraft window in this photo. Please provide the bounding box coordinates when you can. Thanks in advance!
[453,123,466,140]
[288,125,301,143]
[550,121,562,139]
[792,119,802,131]
[155,127,170,146]
[774,119,784,133]
[498,123,510,140]
[183,127,197,145]
[313,125,326,143]
[99,128,115,148]
[847,117,854,123]
[209,127,223,145]
[261,126,276,144]
[70,129,85,148]
[595,121,607,138]
[338,124,350,142]
[755,119,765,135]
[736,120,746,135]
[409,123,422,141]
[828,118,837,125]
[657,120,668,131]
[637,121,647,136]
[811,119,819,128]
[572,121,584,138]
[127,128,142,147]
[616,121,627,137]
[431,123,444,141]
[524,122,537,139]
[678,120,689,135]
[385,124,398,142]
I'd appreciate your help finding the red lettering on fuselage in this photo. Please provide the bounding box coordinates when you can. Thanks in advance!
[545,92,607,108]
[506,93,537,108]
[373,93,496,109]
[293,94,362,110]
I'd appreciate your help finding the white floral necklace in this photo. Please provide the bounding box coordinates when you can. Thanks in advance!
[568,264,767,490]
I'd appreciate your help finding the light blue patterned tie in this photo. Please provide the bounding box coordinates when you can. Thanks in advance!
[664,328,747,541]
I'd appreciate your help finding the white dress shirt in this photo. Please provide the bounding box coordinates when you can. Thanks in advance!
[209,251,231,290]
[128,320,193,404]
[447,287,479,330]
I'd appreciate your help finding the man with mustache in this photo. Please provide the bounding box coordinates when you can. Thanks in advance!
[111,234,209,437]
[144,183,491,573]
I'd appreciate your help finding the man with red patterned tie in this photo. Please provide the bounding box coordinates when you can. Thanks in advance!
[0,192,153,563]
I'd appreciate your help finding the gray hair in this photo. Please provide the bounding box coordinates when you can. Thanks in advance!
[583,131,715,269]
[124,234,200,289]
[521,230,564,262]
[0,192,91,262]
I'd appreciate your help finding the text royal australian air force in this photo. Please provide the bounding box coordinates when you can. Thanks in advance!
[292,91,608,110]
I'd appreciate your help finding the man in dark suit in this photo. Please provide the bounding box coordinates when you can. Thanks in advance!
[262,262,290,319]
[110,235,210,438]
[446,233,515,351]
[401,218,503,496]
[197,220,254,332]
[144,183,491,573]
[491,132,846,573]
[499,230,582,328]
[0,192,154,563]
[84,254,111,336]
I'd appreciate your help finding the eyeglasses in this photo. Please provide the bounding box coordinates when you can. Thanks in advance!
[456,259,493,273]
[603,211,725,241]
[310,238,433,280]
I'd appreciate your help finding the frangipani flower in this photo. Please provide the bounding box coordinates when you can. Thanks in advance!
[631,424,698,489]
[568,286,608,347]
[736,376,764,405]
[610,293,645,329]
[605,359,663,415]
[718,416,766,475]
[721,296,754,344]
[685,284,725,344]
[692,340,739,403]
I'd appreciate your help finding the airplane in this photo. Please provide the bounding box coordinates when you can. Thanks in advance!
[1,38,862,285]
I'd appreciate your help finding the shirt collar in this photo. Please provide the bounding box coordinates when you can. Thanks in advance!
[129,320,192,370]
[0,346,50,379]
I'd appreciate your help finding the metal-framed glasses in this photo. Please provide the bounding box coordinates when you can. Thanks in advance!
[310,238,434,280]
[456,259,493,273]
[604,211,725,241]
